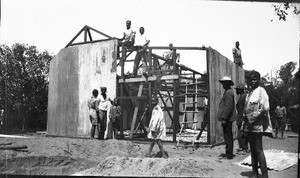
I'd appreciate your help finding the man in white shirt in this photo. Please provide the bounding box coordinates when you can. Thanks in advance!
[132,27,150,76]
[120,20,135,48]
[98,87,113,140]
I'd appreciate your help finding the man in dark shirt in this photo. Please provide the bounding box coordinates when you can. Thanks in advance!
[235,84,249,153]
[217,76,236,159]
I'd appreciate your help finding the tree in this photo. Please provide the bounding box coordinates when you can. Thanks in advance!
[272,2,300,21]
[0,43,53,132]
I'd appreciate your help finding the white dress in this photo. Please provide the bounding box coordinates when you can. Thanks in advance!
[147,105,166,140]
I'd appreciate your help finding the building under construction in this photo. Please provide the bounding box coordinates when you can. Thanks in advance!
[47,26,245,146]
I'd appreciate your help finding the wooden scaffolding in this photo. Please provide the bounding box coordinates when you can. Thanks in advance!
[117,44,209,144]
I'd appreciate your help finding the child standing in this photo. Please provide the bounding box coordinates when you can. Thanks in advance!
[146,98,168,158]
[109,98,121,139]
[88,89,99,139]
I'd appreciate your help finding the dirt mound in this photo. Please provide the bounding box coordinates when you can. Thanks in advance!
[0,138,144,176]
[0,156,96,175]
[73,156,215,176]
[0,133,298,177]
[97,139,143,158]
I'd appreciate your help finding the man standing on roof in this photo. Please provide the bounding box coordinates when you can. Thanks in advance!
[120,20,136,48]
[217,76,236,159]
[132,27,150,77]
[232,41,244,68]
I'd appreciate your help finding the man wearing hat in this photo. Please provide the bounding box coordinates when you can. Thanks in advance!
[217,76,236,159]
[235,83,249,153]
[120,20,136,48]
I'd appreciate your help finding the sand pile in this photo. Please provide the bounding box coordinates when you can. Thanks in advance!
[0,133,297,177]
[0,137,216,176]
[73,156,215,177]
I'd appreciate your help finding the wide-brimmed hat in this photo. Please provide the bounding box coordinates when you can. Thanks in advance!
[219,76,234,86]
[235,83,245,90]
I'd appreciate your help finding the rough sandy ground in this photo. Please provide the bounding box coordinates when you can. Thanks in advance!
[0,131,298,177]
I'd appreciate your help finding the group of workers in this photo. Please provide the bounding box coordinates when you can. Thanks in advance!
[88,87,121,140]
[218,69,289,178]
[119,20,182,77]
[87,87,168,158]
[119,20,150,77]
[218,71,271,178]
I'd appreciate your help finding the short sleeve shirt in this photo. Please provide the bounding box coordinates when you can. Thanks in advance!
[135,34,148,47]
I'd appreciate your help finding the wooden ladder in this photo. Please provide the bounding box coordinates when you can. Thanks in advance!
[176,79,199,147]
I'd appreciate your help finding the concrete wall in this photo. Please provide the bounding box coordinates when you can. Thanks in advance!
[207,47,245,145]
[47,40,118,138]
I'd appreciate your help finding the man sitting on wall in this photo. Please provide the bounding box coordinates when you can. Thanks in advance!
[119,20,136,49]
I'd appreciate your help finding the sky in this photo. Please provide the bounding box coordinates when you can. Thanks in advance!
[0,0,299,77]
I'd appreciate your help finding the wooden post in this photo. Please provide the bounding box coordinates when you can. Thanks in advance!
[84,26,87,42]
[192,73,196,121]
[120,44,126,139]
[148,82,152,127]
[172,49,179,142]
[149,49,152,76]
[153,53,157,75]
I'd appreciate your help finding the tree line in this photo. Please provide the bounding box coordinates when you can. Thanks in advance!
[0,43,52,133]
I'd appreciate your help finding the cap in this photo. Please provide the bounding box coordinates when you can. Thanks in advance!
[235,84,245,90]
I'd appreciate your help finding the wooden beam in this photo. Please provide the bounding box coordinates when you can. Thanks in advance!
[0,145,28,150]
[86,25,112,39]
[118,74,179,83]
[144,46,206,50]
[87,28,93,41]
[116,96,148,100]
[84,26,87,42]
[129,83,144,138]
[158,91,173,123]
[134,105,149,136]
[65,26,86,48]
[66,39,114,47]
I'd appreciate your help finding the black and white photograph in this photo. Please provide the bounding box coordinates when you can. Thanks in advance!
[0,0,299,177]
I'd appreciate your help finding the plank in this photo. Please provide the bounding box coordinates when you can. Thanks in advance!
[0,145,28,150]
[129,83,144,138]
[118,74,179,83]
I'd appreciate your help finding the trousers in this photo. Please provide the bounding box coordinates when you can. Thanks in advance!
[222,121,233,157]
[248,132,268,177]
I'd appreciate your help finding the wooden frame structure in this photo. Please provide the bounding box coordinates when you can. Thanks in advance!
[117,45,208,144]
[62,26,245,145]
[65,25,113,48]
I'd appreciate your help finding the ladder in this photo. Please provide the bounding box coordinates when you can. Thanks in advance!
[177,78,199,146]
